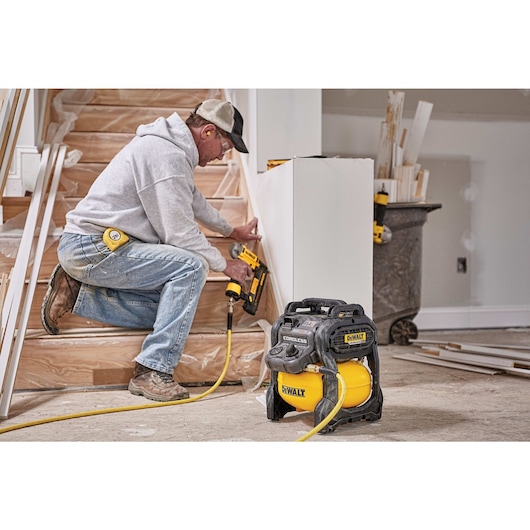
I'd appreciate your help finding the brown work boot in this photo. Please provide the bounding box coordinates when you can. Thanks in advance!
[128,363,190,402]
[41,264,81,335]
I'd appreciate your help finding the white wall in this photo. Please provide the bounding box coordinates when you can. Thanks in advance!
[255,89,322,173]
[322,113,530,327]
[253,158,374,317]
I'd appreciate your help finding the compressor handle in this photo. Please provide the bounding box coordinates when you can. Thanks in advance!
[329,303,365,318]
[285,298,347,315]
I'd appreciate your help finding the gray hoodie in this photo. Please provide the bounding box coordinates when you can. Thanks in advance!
[64,112,233,272]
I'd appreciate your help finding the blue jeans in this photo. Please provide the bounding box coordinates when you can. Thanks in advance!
[57,232,209,374]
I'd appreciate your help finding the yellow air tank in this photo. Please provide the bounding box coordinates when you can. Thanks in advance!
[278,361,372,412]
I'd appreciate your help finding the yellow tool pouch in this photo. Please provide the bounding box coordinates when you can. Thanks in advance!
[103,228,129,251]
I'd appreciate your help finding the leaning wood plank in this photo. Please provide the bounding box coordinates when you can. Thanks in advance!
[0,272,9,334]
[374,122,394,180]
[393,353,503,375]
[447,342,530,362]
[0,145,66,418]
[0,145,55,418]
[386,90,405,145]
[0,90,18,166]
[0,90,29,201]
[403,100,433,167]
[0,146,52,337]
[394,165,417,202]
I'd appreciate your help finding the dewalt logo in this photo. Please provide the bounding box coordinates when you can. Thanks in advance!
[344,332,366,345]
[281,385,305,398]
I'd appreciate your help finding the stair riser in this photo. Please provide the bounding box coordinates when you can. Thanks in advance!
[56,106,190,134]
[28,280,269,332]
[88,89,217,107]
[16,330,264,390]
[61,163,233,197]
[1,237,236,279]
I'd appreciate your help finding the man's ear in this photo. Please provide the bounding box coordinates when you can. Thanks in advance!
[202,124,216,139]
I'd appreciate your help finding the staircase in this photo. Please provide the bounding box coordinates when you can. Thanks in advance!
[3,88,277,391]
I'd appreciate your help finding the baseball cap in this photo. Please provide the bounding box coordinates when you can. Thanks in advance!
[195,99,249,153]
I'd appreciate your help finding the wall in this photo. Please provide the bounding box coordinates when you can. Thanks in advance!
[230,89,325,314]
[252,158,374,316]
[322,112,530,328]
[255,89,322,173]
[2,89,46,199]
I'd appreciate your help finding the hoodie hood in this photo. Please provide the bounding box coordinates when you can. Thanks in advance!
[136,112,199,167]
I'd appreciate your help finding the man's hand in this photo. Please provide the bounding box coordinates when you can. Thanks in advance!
[230,217,262,243]
[223,259,252,284]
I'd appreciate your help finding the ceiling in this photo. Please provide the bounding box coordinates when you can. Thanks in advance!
[322,89,530,122]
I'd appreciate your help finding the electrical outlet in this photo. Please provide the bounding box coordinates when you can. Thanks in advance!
[457,257,467,273]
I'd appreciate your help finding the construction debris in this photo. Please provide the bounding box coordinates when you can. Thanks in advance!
[374,90,433,203]
[394,339,530,378]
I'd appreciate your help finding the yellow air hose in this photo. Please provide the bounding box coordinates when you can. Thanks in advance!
[0,300,346,441]
[295,367,347,442]
[0,300,237,436]
[0,332,233,435]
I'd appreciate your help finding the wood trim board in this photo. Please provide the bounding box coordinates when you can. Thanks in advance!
[0,145,66,418]
[0,144,56,419]
[0,90,29,202]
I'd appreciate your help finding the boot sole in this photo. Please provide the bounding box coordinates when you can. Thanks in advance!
[40,264,63,335]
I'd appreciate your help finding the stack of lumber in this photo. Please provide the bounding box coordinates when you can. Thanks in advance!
[374,90,432,203]
[394,339,530,378]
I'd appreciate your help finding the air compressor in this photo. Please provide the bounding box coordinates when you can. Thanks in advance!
[265,298,383,434]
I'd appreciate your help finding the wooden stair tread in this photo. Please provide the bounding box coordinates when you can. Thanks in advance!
[60,161,238,197]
